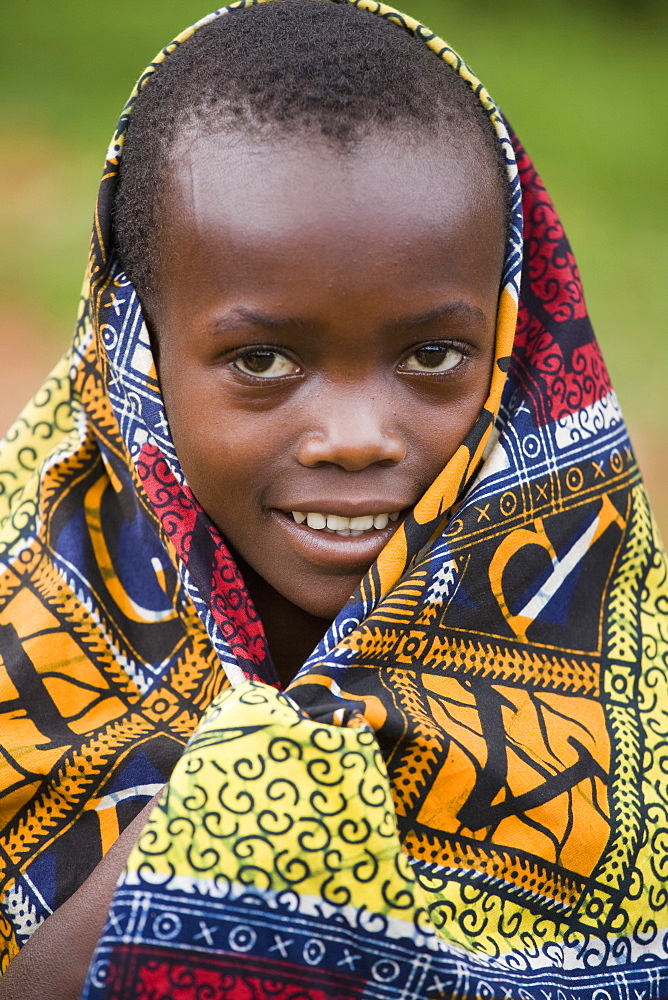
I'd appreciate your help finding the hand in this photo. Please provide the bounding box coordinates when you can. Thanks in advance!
[0,793,160,1000]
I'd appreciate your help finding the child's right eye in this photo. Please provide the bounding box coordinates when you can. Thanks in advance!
[233,349,300,379]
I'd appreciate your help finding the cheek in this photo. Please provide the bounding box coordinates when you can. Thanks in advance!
[166,394,285,530]
[411,416,475,483]
[406,367,495,473]
[175,417,260,491]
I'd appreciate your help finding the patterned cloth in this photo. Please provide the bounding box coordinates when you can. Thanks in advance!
[0,1,665,996]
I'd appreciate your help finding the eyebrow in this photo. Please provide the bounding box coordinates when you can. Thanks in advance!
[392,301,488,329]
[209,307,302,335]
[208,300,487,337]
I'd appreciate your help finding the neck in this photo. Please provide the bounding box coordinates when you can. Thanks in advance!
[235,556,331,689]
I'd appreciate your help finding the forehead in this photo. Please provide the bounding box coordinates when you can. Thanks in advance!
[156,128,505,316]
[168,127,499,234]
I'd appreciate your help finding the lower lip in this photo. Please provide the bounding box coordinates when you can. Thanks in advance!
[271,510,403,571]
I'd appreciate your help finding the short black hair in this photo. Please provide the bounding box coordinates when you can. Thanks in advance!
[114,0,509,308]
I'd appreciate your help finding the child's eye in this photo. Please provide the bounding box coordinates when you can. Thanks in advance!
[233,349,300,379]
[401,344,465,373]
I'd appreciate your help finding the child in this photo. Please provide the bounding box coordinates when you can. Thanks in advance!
[0,1,667,998]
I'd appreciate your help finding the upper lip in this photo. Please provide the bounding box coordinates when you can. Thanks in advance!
[273,501,412,516]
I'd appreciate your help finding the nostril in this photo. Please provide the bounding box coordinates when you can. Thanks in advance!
[296,429,406,472]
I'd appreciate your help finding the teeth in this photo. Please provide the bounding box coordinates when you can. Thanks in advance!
[350,515,374,531]
[326,514,349,531]
[290,510,401,536]
[306,512,327,529]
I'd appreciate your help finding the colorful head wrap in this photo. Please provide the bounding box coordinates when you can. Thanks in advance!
[0,2,666,997]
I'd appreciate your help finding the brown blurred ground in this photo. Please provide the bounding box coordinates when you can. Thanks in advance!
[1,312,665,544]
[0,310,64,433]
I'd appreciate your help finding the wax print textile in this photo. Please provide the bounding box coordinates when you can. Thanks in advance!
[0,1,663,997]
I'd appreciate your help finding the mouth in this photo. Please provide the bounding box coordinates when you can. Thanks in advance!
[270,505,409,571]
[289,508,401,536]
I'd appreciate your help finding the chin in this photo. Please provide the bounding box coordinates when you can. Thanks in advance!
[290,582,360,621]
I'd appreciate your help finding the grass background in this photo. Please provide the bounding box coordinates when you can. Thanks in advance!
[1,0,666,525]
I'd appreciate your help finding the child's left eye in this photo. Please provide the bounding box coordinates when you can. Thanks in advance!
[233,349,300,379]
[401,344,465,373]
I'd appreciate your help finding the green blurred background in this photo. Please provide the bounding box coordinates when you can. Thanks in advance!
[1,0,666,530]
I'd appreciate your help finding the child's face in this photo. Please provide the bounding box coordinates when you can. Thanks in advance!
[156,129,505,620]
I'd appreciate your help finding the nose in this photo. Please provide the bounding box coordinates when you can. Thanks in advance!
[296,389,406,472]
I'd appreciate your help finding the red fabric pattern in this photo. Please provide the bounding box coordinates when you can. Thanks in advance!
[513,137,612,425]
[102,946,365,1000]
[137,443,270,675]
